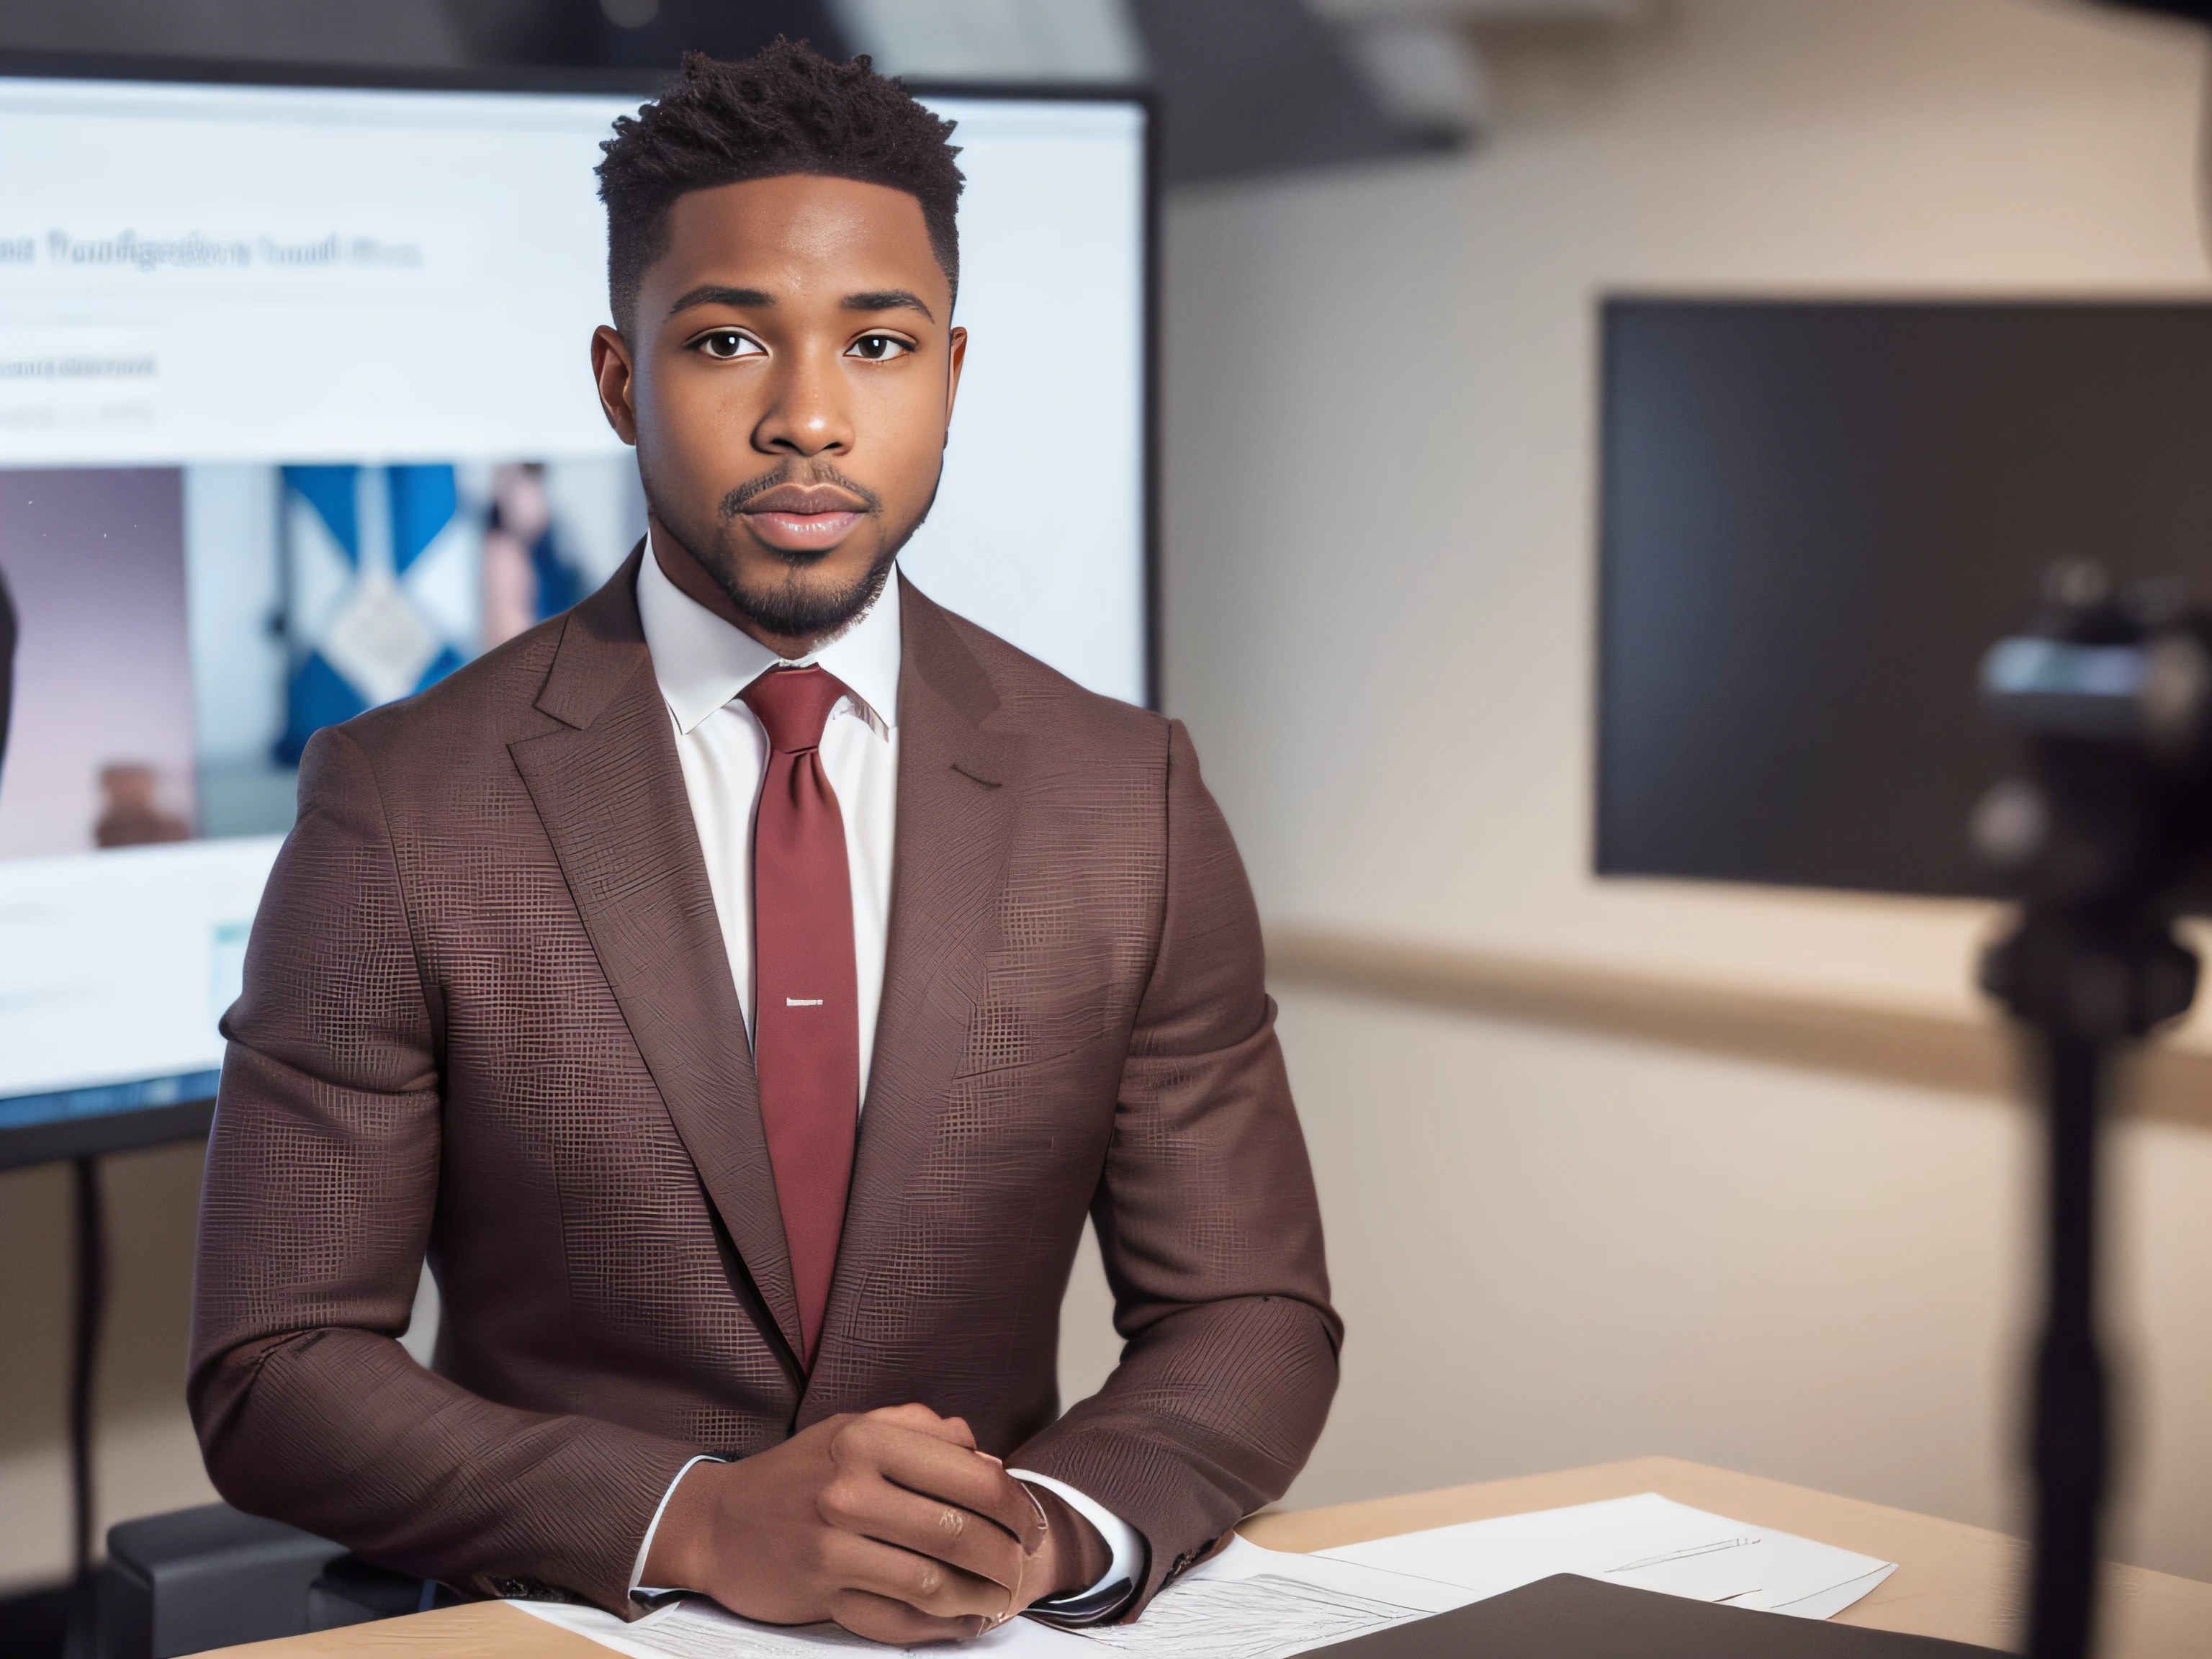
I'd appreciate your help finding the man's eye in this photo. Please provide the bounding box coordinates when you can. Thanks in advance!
[847,334,912,361]
[697,331,763,360]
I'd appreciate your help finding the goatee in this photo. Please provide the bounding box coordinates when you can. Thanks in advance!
[729,541,899,642]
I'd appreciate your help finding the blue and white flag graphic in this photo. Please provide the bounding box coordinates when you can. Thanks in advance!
[276,464,481,763]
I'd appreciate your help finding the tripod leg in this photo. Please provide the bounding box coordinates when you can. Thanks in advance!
[2028,1034,2106,1659]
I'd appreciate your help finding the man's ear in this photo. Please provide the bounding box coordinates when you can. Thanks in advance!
[591,324,639,446]
[943,324,968,444]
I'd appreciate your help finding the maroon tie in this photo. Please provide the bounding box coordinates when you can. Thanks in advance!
[742,665,860,1367]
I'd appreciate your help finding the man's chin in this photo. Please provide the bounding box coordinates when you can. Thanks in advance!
[729,558,895,644]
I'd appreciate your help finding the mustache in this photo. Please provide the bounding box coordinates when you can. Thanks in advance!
[717,464,882,521]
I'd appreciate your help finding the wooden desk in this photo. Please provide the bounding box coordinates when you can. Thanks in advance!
[204,1457,2212,1657]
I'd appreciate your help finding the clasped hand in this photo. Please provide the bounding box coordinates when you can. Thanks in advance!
[642,1403,1107,1644]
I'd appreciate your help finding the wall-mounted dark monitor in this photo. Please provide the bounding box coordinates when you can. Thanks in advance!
[1596,298,2212,902]
[0,62,1152,1167]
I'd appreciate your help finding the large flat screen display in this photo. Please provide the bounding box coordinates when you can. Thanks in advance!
[1596,298,2212,902]
[0,71,1149,1143]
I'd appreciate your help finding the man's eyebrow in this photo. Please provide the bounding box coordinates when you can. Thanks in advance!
[843,289,935,322]
[667,284,775,318]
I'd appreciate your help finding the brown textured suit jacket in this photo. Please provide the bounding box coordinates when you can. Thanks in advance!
[189,554,1340,1618]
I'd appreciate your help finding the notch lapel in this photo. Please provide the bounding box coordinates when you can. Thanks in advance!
[806,581,1025,1404]
[507,552,804,1362]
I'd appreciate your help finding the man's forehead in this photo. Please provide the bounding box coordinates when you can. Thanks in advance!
[650,176,948,310]
[665,176,935,259]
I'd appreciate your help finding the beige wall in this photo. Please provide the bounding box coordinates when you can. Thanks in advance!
[1110,0,2212,1586]
[6,0,2212,1602]
[1162,0,2212,1025]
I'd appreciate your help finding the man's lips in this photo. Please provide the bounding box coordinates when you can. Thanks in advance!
[739,485,868,551]
[748,509,861,545]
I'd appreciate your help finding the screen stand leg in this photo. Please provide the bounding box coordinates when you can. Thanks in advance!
[64,1155,105,1659]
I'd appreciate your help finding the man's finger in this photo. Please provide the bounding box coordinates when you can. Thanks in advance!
[860,1403,974,1448]
[822,1532,1015,1624]
[828,1588,986,1646]
[863,1426,1046,1552]
[821,1478,1030,1590]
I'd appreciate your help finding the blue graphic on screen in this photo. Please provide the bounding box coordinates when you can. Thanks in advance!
[277,464,476,765]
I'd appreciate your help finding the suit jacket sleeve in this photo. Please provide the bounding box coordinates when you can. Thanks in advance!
[1010,718,1343,1614]
[187,724,697,1617]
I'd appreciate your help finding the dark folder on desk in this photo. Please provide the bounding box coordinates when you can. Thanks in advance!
[1307,1574,2008,1658]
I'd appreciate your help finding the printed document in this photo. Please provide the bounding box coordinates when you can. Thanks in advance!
[512,1537,1467,1659]
[1318,1491,1897,1619]
[513,1491,1897,1658]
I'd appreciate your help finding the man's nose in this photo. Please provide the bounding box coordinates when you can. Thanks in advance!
[752,345,855,456]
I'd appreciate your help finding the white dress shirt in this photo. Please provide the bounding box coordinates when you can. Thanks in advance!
[629,538,1142,1612]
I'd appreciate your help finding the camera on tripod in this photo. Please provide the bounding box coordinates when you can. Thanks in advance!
[1973,560,2212,1659]
[1976,562,2210,1041]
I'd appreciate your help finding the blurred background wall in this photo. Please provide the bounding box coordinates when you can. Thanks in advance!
[6,0,2212,1605]
[1094,0,2212,1584]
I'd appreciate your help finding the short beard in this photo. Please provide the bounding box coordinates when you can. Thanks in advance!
[729,536,902,642]
[650,462,921,644]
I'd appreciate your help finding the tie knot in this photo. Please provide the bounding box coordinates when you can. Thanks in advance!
[742,665,850,754]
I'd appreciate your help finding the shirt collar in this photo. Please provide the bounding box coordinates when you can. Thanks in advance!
[637,526,902,739]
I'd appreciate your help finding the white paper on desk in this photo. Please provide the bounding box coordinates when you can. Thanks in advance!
[1036,1536,1474,1658]
[1317,1491,1897,1619]
[511,1537,1474,1659]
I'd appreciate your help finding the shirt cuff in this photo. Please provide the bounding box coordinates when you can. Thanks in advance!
[629,1455,724,1597]
[1007,1469,1146,1624]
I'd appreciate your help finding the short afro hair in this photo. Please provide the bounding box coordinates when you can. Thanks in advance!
[596,41,964,336]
